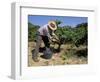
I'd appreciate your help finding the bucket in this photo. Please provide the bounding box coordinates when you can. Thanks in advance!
[41,48,53,59]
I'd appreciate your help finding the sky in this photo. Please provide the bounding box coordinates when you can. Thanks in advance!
[28,15,88,27]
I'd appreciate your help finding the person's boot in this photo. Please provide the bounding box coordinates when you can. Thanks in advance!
[32,51,39,62]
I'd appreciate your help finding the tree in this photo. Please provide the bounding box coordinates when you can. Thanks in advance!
[28,22,40,41]
[55,19,62,26]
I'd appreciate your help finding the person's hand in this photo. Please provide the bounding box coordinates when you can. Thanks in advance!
[49,36,53,40]
[52,34,59,41]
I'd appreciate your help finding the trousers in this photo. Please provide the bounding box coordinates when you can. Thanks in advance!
[33,32,50,58]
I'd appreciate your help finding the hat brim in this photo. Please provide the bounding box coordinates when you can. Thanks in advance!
[48,21,57,30]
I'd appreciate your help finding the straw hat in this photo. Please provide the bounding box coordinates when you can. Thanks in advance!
[48,21,57,31]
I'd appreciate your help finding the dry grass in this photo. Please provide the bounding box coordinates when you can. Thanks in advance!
[28,42,88,67]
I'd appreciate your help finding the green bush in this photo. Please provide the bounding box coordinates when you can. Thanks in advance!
[55,23,88,47]
[28,22,88,47]
[28,22,40,41]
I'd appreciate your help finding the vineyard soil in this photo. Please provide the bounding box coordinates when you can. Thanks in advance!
[28,41,88,66]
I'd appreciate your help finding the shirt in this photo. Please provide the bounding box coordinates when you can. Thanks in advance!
[38,24,51,37]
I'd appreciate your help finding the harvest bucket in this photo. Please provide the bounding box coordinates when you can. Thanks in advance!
[41,48,53,59]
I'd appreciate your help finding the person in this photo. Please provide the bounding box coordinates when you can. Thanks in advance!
[32,20,57,62]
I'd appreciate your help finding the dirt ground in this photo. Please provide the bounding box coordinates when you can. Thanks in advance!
[28,42,87,67]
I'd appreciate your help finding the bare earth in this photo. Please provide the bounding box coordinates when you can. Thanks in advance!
[28,42,87,67]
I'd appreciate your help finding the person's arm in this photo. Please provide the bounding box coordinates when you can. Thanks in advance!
[42,29,49,36]
[43,28,52,38]
[47,32,52,39]
[52,32,59,41]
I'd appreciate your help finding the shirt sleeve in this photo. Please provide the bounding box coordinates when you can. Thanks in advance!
[43,29,52,39]
[42,29,48,36]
